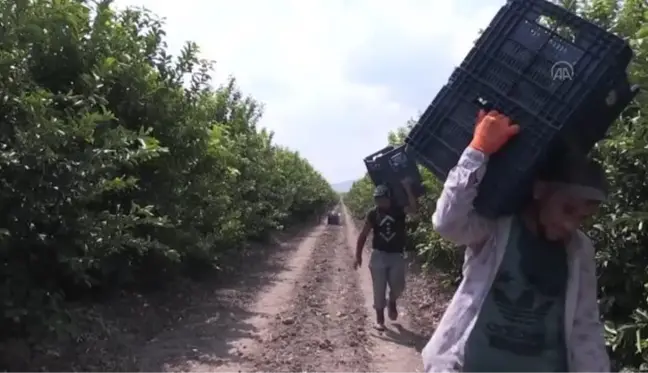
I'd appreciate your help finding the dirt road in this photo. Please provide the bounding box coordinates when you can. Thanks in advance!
[194,204,424,372]
[25,204,451,372]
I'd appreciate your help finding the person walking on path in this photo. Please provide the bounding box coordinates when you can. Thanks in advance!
[421,109,610,372]
[354,179,418,331]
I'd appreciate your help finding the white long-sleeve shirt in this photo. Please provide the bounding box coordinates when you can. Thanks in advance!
[421,147,610,372]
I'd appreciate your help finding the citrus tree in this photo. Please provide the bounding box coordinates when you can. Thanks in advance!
[0,0,336,349]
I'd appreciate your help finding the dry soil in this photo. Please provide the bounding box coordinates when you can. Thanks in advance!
[20,204,454,372]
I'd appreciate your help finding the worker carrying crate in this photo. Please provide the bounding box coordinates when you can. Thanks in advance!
[414,0,640,372]
[405,0,639,217]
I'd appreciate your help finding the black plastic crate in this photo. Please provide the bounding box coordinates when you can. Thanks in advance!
[558,69,639,154]
[405,68,638,217]
[384,145,426,206]
[459,0,632,126]
[364,145,394,187]
[404,0,640,217]
[465,0,632,71]
[461,0,632,87]
[363,145,425,207]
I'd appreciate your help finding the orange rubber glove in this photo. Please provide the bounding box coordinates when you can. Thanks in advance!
[468,109,520,155]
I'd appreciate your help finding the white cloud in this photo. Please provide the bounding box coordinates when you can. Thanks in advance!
[112,0,504,183]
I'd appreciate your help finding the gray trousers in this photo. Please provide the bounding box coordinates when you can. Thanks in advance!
[368,249,407,310]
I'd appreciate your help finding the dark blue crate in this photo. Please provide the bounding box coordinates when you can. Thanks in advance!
[567,70,639,151]
[406,70,553,179]
[405,68,638,217]
[468,0,632,68]
[363,145,425,207]
[364,145,394,187]
[404,0,639,217]
[384,145,426,204]
[460,0,632,124]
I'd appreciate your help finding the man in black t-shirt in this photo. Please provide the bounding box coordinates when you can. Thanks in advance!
[354,178,418,330]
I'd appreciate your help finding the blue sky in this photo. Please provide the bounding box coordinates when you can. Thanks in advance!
[113,0,506,184]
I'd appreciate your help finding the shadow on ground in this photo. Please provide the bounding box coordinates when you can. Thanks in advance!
[21,219,322,372]
[375,323,429,352]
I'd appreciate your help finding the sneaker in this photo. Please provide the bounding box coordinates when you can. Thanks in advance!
[375,309,385,331]
[388,301,398,321]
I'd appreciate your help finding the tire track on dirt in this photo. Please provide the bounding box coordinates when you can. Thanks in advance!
[253,222,371,372]
[135,222,327,372]
[341,203,425,372]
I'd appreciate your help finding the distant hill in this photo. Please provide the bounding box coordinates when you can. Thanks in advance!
[331,180,355,193]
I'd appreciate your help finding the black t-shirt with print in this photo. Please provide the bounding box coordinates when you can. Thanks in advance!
[366,206,406,253]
